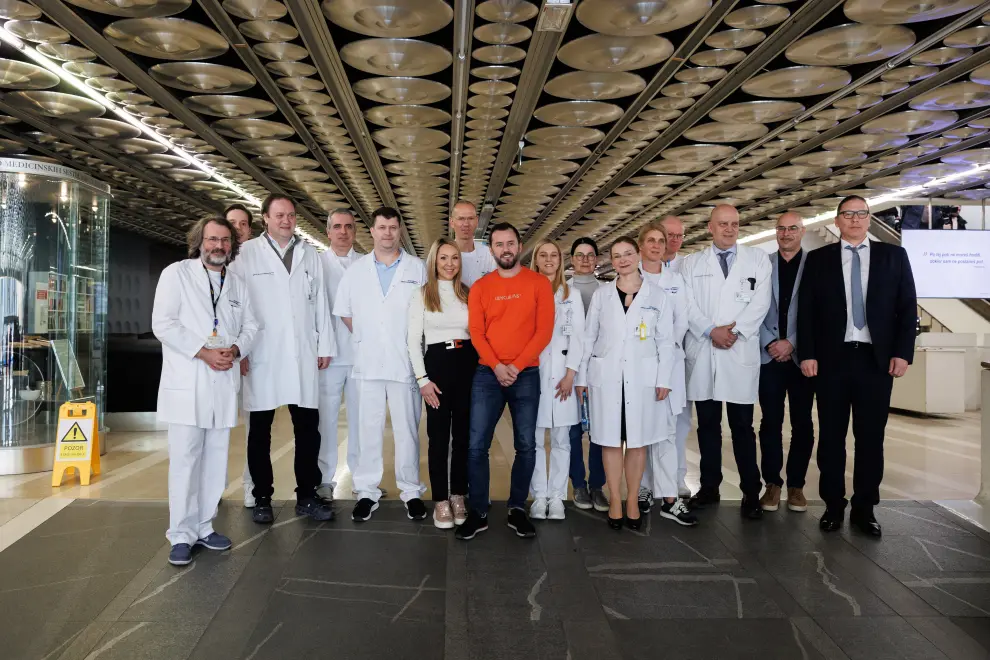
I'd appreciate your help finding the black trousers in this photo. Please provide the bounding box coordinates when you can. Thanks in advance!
[424,341,477,501]
[248,405,322,503]
[758,359,816,489]
[816,343,893,511]
[695,399,761,498]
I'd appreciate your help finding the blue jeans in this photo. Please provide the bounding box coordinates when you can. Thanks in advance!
[467,365,540,516]
[568,423,605,490]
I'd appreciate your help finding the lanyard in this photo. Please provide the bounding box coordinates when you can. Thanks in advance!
[205,265,225,336]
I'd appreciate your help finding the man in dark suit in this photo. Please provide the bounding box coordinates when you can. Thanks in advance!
[797,195,917,537]
[758,212,814,515]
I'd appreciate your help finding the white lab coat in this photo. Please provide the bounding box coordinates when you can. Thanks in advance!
[642,267,688,418]
[535,284,585,429]
[577,279,675,449]
[153,258,259,428]
[681,244,772,405]
[321,247,357,365]
[237,235,335,411]
[334,250,427,382]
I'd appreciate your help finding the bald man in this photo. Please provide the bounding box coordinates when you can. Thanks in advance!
[681,205,772,520]
[757,212,814,515]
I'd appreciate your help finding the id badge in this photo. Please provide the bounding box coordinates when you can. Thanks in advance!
[562,324,573,336]
[205,334,228,349]
[636,320,649,340]
[735,292,752,303]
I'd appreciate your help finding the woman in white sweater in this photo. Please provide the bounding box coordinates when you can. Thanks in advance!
[407,237,477,529]
[528,240,585,521]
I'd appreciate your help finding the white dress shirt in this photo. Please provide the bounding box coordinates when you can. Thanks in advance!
[840,238,872,343]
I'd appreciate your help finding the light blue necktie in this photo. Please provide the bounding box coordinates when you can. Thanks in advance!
[717,251,729,278]
[846,245,866,330]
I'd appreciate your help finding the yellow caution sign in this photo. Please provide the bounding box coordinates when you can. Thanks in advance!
[52,402,101,487]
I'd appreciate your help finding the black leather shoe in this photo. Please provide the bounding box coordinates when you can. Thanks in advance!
[625,515,642,531]
[689,488,720,509]
[819,507,844,533]
[850,509,882,537]
[607,516,623,530]
[740,496,763,520]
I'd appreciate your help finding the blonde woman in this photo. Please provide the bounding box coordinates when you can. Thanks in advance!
[407,237,477,529]
[528,240,585,520]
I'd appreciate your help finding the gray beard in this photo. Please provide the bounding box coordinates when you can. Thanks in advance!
[204,251,228,267]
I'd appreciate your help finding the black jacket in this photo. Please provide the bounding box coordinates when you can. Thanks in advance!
[797,241,917,371]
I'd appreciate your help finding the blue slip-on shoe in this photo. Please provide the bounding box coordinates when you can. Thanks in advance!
[168,543,193,566]
[195,532,232,551]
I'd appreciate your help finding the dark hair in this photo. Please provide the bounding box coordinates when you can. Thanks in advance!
[261,193,294,216]
[608,236,640,255]
[187,215,240,262]
[489,221,521,242]
[371,206,402,225]
[836,195,869,214]
[570,236,599,256]
[223,203,253,225]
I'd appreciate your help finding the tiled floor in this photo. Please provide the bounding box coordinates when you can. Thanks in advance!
[0,499,988,660]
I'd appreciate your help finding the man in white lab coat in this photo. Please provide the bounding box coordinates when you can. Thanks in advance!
[681,205,772,520]
[450,200,497,286]
[335,207,428,523]
[238,194,335,525]
[317,208,361,501]
[154,215,258,566]
[224,203,260,508]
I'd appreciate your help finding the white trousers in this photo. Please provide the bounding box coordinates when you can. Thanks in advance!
[642,406,692,492]
[675,405,691,486]
[167,424,229,546]
[241,390,253,493]
[318,364,359,489]
[647,439,678,499]
[352,379,424,503]
[531,426,571,499]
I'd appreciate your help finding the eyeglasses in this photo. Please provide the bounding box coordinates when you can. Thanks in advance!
[666,233,684,240]
[775,225,801,234]
[572,253,597,260]
[839,210,870,220]
[204,237,231,245]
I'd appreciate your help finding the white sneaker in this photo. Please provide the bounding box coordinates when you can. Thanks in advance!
[530,497,548,520]
[243,491,255,508]
[547,498,565,520]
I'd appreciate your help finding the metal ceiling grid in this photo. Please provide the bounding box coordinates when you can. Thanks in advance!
[557,0,990,255]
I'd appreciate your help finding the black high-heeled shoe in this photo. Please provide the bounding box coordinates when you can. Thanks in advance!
[625,515,642,531]
[607,516,623,530]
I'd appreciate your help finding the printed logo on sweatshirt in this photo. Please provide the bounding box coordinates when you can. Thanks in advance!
[493,293,522,301]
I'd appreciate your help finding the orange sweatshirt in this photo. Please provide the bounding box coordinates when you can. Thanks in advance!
[468,268,555,371]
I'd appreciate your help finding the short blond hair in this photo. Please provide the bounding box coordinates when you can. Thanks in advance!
[637,220,668,247]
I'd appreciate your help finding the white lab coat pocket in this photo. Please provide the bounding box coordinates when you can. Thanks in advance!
[727,336,759,369]
[587,356,607,388]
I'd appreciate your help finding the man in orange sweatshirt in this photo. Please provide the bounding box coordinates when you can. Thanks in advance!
[456,222,554,541]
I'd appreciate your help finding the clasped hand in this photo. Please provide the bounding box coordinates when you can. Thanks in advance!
[494,363,519,386]
[710,322,737,349]
[197,345,238,371]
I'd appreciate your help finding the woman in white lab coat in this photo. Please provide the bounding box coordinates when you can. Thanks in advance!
[637,223,697,526]
[576,237,675,530]
[527,240,585,521]
[154,216,258,565]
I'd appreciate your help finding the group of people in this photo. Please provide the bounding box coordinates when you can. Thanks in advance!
[153,193,917,566]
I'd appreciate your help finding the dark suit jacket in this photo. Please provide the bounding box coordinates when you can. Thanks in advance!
[797,241,917,371]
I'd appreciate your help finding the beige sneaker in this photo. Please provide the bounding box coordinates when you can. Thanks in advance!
[433,500,454,529]
[450,494,468,526]
[787,487,808,512]
[760,484,781,512]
